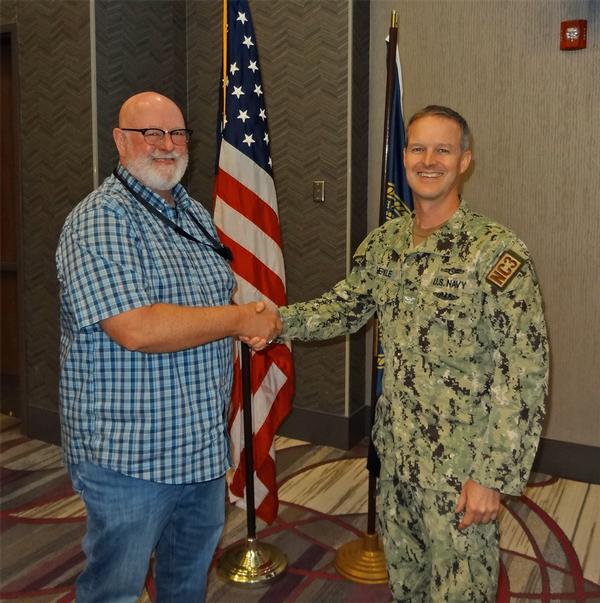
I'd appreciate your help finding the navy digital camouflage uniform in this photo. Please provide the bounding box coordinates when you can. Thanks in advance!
[279,202,549,602]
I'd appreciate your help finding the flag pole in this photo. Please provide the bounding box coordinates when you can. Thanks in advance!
[216,344,288,586]
[334,9,399,584]
[242,343,257,539]
[215,0,290,587]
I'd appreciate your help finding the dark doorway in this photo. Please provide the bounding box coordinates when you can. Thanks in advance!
[1,27,23,420]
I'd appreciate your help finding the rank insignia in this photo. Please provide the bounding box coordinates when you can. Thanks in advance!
[486,250,525,290]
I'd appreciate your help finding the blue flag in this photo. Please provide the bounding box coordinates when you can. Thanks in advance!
[385,47,413,219]
[367,42,412,478]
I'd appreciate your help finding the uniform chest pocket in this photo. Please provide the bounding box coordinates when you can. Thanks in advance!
[374,279,399,307]
[372,262,405,307]
[416,287,482,360]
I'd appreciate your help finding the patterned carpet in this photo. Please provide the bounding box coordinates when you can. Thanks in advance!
[1,415,599,602]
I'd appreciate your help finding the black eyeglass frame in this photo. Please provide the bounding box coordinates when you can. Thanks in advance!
[119,127,193,145]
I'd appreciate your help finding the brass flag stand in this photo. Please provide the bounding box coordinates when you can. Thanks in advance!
[335,10,400,584]
[217,343,287,586]
[334,325,388,584]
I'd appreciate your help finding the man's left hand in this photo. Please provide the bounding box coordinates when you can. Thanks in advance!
[455,479,501,530]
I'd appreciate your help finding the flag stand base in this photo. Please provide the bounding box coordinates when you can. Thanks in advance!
[217,538,287,587]
[334,532,388,584]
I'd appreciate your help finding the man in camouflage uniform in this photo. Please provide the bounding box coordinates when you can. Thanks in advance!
[271,106,549,601]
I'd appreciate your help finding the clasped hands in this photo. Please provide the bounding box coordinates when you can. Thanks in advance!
[238,301,282,351]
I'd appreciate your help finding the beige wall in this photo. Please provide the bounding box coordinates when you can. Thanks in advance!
[369,0,600,447]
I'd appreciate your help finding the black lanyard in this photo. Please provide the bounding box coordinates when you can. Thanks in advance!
[113,169,233,261]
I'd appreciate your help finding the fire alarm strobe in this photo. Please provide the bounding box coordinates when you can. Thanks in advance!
[560,20,587,50]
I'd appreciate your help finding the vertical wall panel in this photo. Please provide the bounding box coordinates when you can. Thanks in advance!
[187,0,369,435]
[0,1,16,23]
[369,0,600,448]
[349,0,370,417]
[252,0,351,419]
[95,0,187,180]
[185,0,221,208]
[6,1,93,439]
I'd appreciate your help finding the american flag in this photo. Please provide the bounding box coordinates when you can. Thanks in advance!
[213,0,294,525]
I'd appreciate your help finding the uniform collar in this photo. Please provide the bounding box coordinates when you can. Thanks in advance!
[404,200,470,257]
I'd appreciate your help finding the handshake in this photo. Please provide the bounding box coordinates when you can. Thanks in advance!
[238,301,283,351]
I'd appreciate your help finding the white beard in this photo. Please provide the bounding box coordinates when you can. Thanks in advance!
[126,152,189,193]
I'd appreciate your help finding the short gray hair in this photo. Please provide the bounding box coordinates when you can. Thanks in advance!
[407,105,471,152]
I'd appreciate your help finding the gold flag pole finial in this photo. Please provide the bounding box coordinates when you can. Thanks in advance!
[391,10,398,28]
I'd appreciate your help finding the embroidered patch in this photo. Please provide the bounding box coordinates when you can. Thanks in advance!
[486,250,525,290]
[432,276,468,290]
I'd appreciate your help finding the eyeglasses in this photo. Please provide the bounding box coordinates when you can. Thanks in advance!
[119,128,193,145]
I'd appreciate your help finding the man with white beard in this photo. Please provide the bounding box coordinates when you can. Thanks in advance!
[56,92,280,602]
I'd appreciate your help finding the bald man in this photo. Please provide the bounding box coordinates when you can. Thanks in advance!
[56,92,280,602]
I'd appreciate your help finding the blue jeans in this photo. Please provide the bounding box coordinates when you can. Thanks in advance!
[69,461,225,603]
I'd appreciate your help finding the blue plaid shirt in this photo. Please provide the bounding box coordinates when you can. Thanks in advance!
[56,164,236,483]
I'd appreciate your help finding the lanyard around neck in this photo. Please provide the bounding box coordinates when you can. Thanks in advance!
[112,169,233,262]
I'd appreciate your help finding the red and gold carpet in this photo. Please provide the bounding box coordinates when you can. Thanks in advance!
[1,417,598,602]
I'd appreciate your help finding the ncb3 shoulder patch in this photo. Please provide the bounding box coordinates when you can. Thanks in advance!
[486,250,525,290]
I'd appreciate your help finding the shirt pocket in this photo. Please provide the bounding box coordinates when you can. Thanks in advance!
[372,273,406,341]
[373,278,399,307]
[415,286,481,363]
[372,262,405,308]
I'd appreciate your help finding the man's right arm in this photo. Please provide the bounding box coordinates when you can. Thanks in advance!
[244,231,384,351]
[277,227,386,342]
[243,267,376,352]
[101,301,280,353]
[279,280,374,342]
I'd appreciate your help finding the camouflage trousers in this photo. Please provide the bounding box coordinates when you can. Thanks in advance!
[378,478,499,602]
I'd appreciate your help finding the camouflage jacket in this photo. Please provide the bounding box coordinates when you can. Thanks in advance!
[279,202,549,495]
